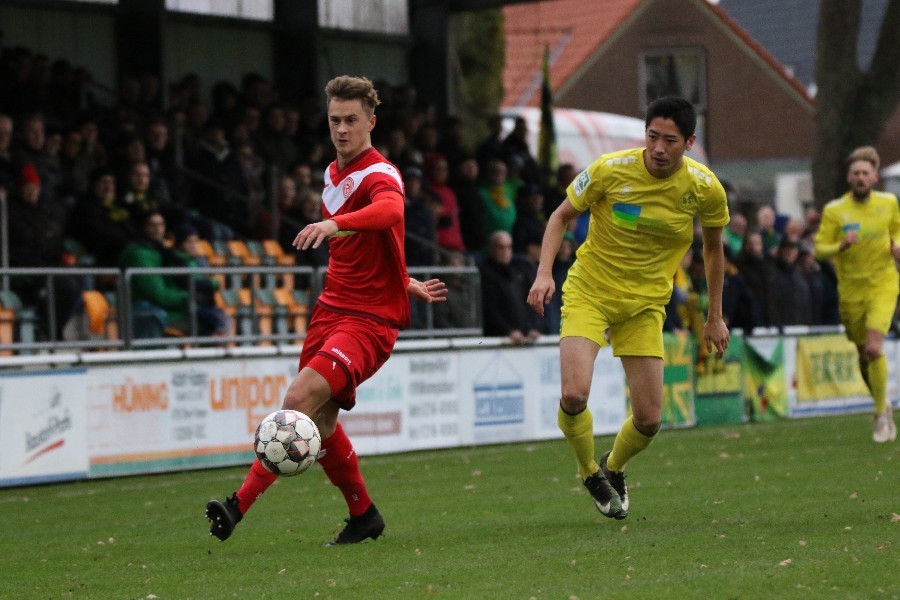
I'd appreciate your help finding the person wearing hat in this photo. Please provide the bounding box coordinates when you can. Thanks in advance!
[816,145,900,442]
[7,163,83,340]
[69,165,137,266]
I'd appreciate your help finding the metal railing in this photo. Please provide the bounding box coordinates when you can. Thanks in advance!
[122,264,318,348]
[0,267,124,353]
[402,265,482,338]
[0,264,483,356]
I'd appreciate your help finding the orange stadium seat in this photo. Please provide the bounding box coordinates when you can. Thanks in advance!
[0,306,14,356]
[226,240,262,266]
[272,287,310,336]
[235,288,276,344]
[83,290,119,342]
[262,239,296,289]
[195,238,228,267]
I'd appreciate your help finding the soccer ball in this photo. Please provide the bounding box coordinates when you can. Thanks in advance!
[254,410,322,476]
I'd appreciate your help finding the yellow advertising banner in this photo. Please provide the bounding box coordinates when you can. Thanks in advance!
[795,335,869,402]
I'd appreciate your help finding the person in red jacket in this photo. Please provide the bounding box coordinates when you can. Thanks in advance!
[206,75,447,545]
[424,152,466,255]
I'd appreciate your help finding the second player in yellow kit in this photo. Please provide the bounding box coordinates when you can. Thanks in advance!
[528,97,730,520]
[816,145,900,443]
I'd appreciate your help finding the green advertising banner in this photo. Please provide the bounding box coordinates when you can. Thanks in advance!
[661,332,696,428]
[742,338,788,422]
[695,334,746,425]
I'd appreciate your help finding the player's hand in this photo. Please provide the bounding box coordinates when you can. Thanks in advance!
[527,273,555,317]
[509,329,527,345]
[293,219,339,250]
[840,229,859,251]
[408,278,448,303]
[703,315,729,357]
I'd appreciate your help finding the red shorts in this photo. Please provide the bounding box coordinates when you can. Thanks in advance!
[299,306,399,410]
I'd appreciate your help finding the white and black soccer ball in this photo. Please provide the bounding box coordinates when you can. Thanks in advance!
[254,410,322,476]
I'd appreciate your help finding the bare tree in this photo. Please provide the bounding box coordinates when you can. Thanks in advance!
[813,0,900,205]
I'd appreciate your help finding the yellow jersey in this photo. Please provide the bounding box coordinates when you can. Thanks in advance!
[565,148,729,305]
[815,190,900,299]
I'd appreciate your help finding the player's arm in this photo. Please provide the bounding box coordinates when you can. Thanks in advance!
[700,225,729,356]
[814,207,849,259]
[527,197,582,316]
[888,197,900,260]
[293,187,403,250]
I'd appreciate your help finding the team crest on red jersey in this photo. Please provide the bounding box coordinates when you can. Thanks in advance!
[342,177,355,199]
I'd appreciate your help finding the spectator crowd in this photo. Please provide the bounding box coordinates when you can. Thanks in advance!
[0,41,874,345]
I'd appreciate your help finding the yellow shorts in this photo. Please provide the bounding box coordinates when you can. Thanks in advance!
[560,291,665,358]
[839,287,898,346]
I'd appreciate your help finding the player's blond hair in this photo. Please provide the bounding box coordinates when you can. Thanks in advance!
[846,146,880,171]
[325,76,381,116]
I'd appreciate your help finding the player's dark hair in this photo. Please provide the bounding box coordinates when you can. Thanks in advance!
[325,75,381,116]
[645,96,696,140]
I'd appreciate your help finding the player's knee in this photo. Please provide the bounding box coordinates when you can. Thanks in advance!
[282,373,332,415]
[559,390,589,415]
[864,345,882,361]
[632,416,660,437]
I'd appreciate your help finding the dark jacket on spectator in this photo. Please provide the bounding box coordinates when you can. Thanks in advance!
[480,255,542,336]
[70,189,137,266]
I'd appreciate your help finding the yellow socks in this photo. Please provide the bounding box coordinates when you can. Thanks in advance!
[868,354,888,414]
[557,405,599,479]
[607,417,657,472]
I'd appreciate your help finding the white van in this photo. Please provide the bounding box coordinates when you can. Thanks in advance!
[882,160,900,197]
[501,106,707,171]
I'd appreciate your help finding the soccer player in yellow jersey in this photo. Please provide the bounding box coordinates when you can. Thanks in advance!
[815,146,899,443]
[528,96,730,519]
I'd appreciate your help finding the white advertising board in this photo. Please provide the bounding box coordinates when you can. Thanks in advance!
[86,357,297,476]
[0,369,89,486]
[344,352,462,455]
[342,346,626,455]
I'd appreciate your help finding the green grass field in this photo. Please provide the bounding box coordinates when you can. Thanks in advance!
[1,413,898,600]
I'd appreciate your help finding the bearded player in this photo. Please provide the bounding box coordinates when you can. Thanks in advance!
[206,75,447,544]
[816,146,899,443]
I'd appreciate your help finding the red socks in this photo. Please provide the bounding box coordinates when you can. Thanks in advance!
[235,458,278,514]
[318,422,372,517]
[234,422,371,518]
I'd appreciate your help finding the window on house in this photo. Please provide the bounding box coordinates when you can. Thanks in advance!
[317,0,409,35]
[640,48,706,110]
[165,0,273,21]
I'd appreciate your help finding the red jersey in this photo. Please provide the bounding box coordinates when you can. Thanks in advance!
[317,148,411,328]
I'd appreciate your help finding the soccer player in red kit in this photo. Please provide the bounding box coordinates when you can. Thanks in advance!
[206,75,447,545]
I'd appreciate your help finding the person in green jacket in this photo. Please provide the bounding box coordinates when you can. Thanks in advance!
[118,210,190,337]
[166,223,230,336]
[478,158,518,249]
